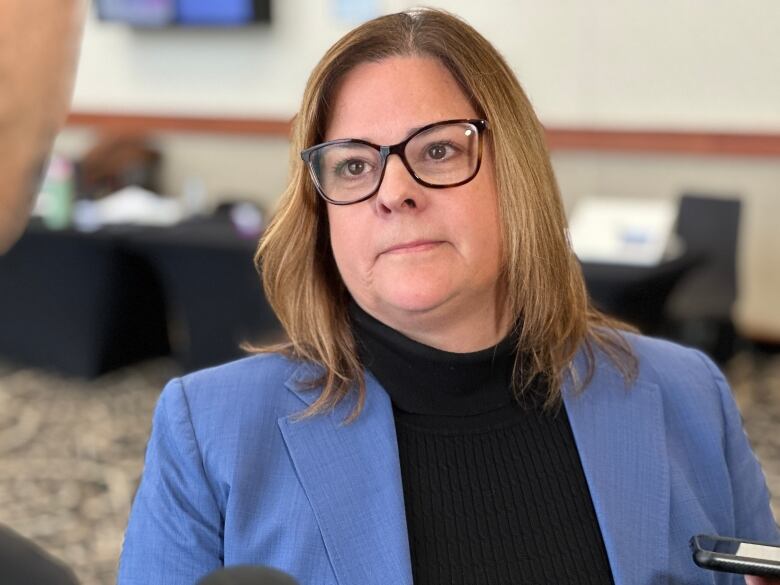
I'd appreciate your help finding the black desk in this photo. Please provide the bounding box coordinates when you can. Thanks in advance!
[580,252,701,334]
[126,219,281,372]
[0,221,169,377]
[0,218,281,377]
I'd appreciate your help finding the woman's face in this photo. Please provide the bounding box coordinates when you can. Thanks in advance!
[324,56,506,350]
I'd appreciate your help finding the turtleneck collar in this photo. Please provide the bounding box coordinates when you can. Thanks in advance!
[348,300,519,416]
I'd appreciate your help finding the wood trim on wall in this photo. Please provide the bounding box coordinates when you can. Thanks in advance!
[66,111,780,156]
[67,112,293,137]
[544,128,780,157]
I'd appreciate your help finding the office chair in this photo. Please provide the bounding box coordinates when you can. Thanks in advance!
[664,193,742,363]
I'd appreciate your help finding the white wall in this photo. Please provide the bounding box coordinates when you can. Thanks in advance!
[73,0,780,131]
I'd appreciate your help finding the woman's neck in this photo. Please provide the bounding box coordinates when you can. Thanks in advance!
[348,300,519,416]
[354,295,513,354]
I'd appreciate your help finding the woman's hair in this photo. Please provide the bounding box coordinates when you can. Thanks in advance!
[256,8,637,420]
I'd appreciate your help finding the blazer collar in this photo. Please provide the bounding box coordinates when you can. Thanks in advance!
[278,363,413,585]
[563,366,670,585]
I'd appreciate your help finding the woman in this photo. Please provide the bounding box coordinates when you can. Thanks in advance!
[118,9,779,585]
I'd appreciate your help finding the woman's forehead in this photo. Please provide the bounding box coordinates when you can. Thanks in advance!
[323,56,477,144]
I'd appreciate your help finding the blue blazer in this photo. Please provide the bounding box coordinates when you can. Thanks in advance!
[118,334,779,585]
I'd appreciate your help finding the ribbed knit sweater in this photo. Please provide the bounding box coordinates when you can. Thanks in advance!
[350,303,614,585]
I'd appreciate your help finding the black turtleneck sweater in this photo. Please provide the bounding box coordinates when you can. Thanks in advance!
[349,303,614,585]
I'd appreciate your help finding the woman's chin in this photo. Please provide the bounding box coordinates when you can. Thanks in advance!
[370,286,455,318]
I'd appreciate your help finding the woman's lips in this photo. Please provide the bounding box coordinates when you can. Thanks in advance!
[383,240,444,254]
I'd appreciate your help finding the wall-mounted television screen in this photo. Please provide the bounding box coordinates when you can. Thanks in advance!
[96,0,271,27]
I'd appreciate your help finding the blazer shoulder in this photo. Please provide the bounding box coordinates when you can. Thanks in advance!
[580,331,732,425]
[164,353,315,417]
[151,354,321,484]
[619,331,722,388]
[601,332,735,434]
[181,352,298,388]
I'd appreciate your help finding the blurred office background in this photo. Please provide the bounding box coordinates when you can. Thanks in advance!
[1,1,779,583]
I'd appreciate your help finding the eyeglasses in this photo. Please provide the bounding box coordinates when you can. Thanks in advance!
[300,119,488,205]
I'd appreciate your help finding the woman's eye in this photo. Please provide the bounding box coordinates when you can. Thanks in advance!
[427,144,448,160]
[346,160,365,175]
[424,141,457,161]
[334,158,371,178]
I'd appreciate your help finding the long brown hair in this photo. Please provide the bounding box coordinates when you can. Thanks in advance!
[256,8,637,420]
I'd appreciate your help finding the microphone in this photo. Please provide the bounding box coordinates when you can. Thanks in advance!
[196,565,300,585]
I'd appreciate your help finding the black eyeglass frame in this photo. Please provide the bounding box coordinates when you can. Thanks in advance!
[300,118,489,206]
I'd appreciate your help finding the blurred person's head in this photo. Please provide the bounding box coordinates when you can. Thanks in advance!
[257,8,634,418]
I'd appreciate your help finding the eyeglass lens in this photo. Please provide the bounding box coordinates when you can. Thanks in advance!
[310,121,480,204]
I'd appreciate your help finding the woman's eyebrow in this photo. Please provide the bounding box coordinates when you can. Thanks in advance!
[333,122,429,144]
[405,124,425,137]
[358,124,426,144]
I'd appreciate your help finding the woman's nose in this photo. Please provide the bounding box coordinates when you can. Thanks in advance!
[374,154,426,214]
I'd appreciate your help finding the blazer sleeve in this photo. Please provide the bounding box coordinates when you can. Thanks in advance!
[696,351,780,544]
[118,378,223,585]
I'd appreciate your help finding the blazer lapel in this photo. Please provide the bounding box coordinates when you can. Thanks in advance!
[564,370,671,585]
[278,363,413,585]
